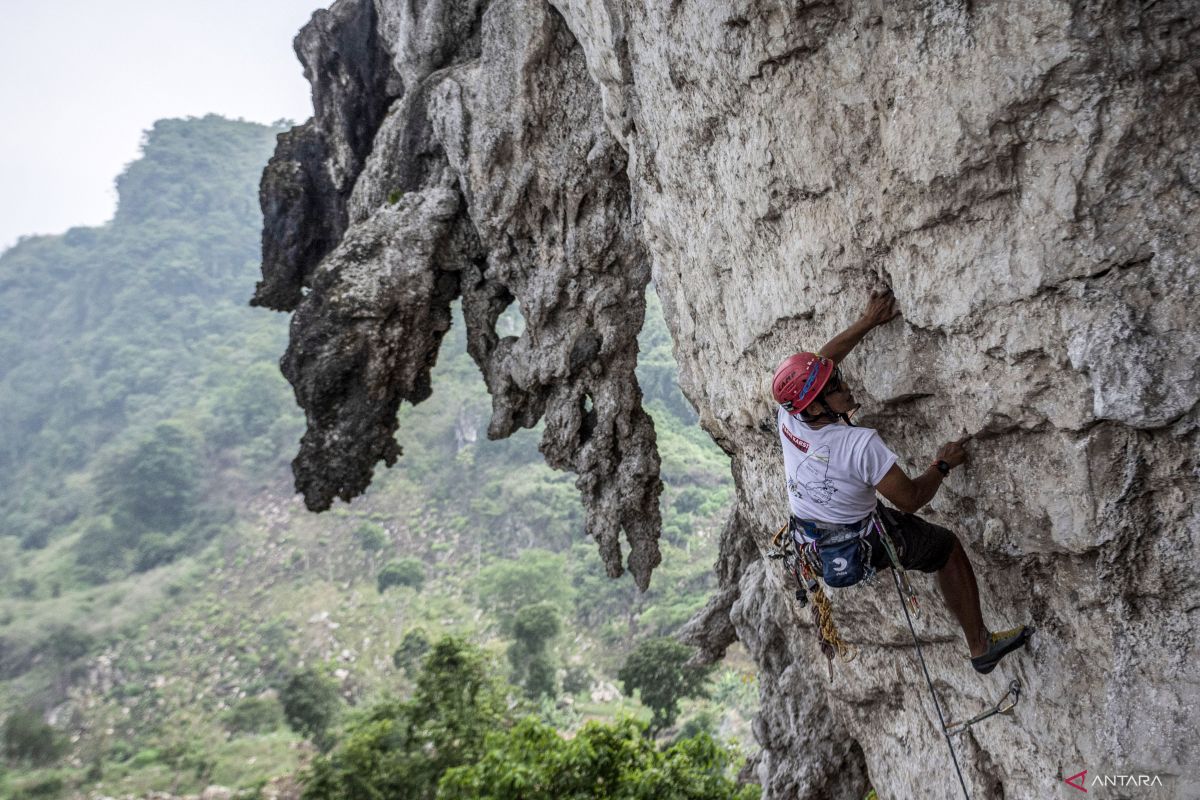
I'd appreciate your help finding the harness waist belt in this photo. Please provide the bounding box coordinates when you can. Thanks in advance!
[791,516,871,545]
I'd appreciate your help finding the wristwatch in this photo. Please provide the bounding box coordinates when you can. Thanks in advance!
[933,460,951,476]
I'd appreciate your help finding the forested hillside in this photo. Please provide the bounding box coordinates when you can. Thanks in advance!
[0,117,756,799]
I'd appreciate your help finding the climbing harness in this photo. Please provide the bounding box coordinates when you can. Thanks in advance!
[769,510,1025,799]
[770,410,1025,798]
[768,524,855,679]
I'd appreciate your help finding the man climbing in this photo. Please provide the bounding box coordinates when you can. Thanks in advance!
[771,290,1032,675]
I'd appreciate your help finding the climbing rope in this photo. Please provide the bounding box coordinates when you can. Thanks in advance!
[805,558,856,665]
[769,524,855,675]
[889,553,973,800]
[770,513,1021,798]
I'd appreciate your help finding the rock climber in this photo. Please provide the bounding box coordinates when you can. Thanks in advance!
[771,290,1031,675]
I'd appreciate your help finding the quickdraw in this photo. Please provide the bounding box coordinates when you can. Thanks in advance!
[871,511,919,616]
[945,680,1022,737]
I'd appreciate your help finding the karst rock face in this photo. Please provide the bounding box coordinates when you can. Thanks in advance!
[256,1,1199,797]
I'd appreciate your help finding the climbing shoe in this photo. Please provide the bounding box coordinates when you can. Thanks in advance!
[971,626,1033,675]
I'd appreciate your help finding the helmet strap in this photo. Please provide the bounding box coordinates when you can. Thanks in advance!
[801,395,844,426]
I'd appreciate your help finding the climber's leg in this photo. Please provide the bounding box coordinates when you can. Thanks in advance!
[873,507,986,654]
[935,538,989,657]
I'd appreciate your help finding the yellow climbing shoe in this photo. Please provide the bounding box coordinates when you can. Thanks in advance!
[971,626,1033,675]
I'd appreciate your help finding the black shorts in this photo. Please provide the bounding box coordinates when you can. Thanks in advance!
[866,505,956,573]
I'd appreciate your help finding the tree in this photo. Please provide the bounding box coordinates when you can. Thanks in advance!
[392,628,431,677]
[354,522,388,553]
[303,637,508,800]
[95,421,201,534]
[2,708,63,766]
[224,695,285,735]
[437,717,758,799]
[617,638,714,734]
[280,668,341,751]
[40,625,94,664]
[508,602,561,698]
[209,362,292,446]
[377,558,425,592]
[74,515,132,582]
[477,551,573,633]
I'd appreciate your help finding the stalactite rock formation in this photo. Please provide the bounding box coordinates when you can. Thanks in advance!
[258,0,1199,796]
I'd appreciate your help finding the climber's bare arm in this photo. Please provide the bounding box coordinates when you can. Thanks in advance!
[875,436,970,513]
[876,464,943,514]
[818,289,900,364]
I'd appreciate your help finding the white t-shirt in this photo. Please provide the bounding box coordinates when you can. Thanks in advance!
[777,406,898,527]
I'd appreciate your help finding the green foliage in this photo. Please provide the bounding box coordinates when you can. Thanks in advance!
[508,602,561,699]
[73,515,131,582]
[478,551,573,633]
[0,115,288,553]
[280,668,342,751]
[437,717,758,799]
[354,522,388,553]
[114,115,280,227]
[0,113,751,796]
[377,558,425,592]
[208,362,294,448]
[95,421,202,534]
[710,669,759,715]
[618,638,714,734]
[2,708,63,766]
[224,695,285,736]
[561,663,593,695]
[39,624,95,664]
[302,637,508,800]
[512,602,561,650]
[392,628,431,677]
[9,775,66,800]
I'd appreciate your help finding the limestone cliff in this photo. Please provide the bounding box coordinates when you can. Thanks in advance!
[256,1,1200,797]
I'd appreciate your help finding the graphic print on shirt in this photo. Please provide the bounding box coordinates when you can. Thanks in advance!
[786,445,837,505]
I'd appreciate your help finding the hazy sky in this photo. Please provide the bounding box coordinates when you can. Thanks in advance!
[0,0,326,251]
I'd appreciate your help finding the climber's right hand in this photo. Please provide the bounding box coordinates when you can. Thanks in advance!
[936,434,971,469]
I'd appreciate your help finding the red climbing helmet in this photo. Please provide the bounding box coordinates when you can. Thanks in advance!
[772,352,834,414]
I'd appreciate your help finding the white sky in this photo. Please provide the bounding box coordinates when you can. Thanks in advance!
[0,0,326,252]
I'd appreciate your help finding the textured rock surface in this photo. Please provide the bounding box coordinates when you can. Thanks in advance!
[259,0,1200,797]
[258,0,662,588]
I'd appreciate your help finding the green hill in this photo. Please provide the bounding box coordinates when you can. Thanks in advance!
[0,116,755,799]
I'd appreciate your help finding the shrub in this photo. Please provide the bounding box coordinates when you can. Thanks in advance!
[438,717,759,799]
[40,624,94,664]
[133,531,184,572]
[354,523,388,553]
[377,558,425,592]
[74,515,131,581]
[392,628,431,677]
[225,695,285,735]
[18,523,51,551]
[508,602,561,699]
[302,637,507,800]
[280,668,341,751]
[10,776,65,800]
[2,708,63,765]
